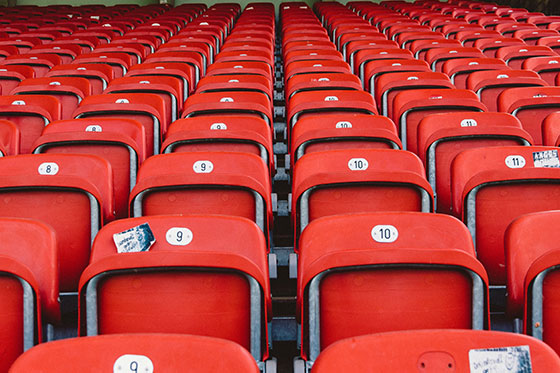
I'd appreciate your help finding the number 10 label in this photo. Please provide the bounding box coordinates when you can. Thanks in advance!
[371,225,399,243]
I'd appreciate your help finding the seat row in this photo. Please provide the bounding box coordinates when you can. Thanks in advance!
[7,208,560,371]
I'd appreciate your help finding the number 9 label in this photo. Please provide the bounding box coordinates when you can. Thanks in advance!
[371,225,399,243]
[193,160,214,173]
[113,354,153,373]
[166,227,193,246]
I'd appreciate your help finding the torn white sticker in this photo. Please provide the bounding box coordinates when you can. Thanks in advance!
[469,346,532,373]
[113,223,155,253]
[533,150,560,168]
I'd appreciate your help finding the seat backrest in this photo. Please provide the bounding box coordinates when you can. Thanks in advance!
[424,46,485,72]
[311,329,560,372]
[105,76,182,123]
[9,334,260,373]
[498,86,560,145]
[522,55,560,85]
[129,151,272,240]
[0,65,35,96]
[291,113,401,166]
[182,91,273,127]
[161,116,274,173]
[297,212,489,361]
[46,63,114,95]
[11,77,91,120]
[442,57,508,89]
[78,215,270,363]
[0,94,61,153]
[466,69,547,112]
[292,148,433,240]
[33,118,146,219]
[374,71,453,117]
[73,93,166,156]
[496,45,556,69]
[505,210,560,355]
[452,145,560,284]
[417,112,532,214]
[0,218,58,372]
[0,154,114,291]
[0,119,19,156]
[392,88,487,153]
[287,89,377,133]
[543,111,560,146]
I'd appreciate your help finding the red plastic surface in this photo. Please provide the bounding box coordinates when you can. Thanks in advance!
[392,88,487,154]
[417,112,532,214]
[130,151,272,236]
[10,334,259,373]
[162,116,274,172]
[0,94,60,153]
[47,63,114,95]
[312,330,560,371]
[33,118,146,219]
[11,77,91,120]
[292,148,433,241]
[74,93,166,156]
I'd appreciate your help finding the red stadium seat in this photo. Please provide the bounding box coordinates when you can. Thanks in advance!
[452,146,560,284]
[417,112,532,214]
[78,215,271,365]
[0,154,114,291]
[297,212,488,363]
[310,330,560,372]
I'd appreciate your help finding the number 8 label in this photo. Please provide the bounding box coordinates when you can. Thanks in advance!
[166,227,193,246]
[113,354,153,373]
[38,162,59,175]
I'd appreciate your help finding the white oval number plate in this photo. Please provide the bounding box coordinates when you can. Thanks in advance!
[505,155,526,169]
[335,121,352,129]
[166,227,193,246]
[348,158,368,171]
[193,160,214,173]
[85,125,103,132]
[371,225,399,243]
[460,119,478,127]
[38,162,59,175]
[113,354,154,373]
[210,123,227,130]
